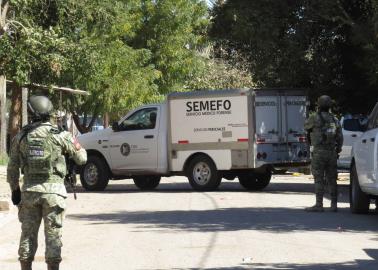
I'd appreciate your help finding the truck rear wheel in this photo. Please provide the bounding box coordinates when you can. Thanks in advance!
[80,156,110,191]
[133,176,161,190]
[187,155,221,191]
[350,163,370,214]
[239,170,272,190]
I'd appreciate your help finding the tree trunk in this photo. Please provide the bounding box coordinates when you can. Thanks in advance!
[103,112,109,128]
[72,111,99,134]
[8,84,22,141]
[72,112,90,134]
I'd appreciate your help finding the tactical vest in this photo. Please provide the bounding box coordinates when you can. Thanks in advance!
[310,112,338,148]
[20,125,66,184]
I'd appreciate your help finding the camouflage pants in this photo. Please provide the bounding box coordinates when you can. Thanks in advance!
[311,149,338,201]
[18,192,66,263]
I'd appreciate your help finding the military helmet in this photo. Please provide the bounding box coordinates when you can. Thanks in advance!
[317,95,332,110]
[27,95,53,120]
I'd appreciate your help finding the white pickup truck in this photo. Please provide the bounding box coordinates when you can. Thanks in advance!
[350,101,378,213]
[77,89,310,191]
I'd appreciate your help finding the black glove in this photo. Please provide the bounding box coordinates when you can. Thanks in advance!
[11,187,21,206]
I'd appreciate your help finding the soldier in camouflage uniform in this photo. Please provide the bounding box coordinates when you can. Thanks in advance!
[304,95,343,212]
[7,96,87,270]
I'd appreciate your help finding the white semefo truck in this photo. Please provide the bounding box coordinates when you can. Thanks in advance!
[77,89,310,191]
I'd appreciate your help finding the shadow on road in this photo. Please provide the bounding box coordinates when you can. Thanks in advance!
[141,249,378,270]
[71,180,351,204]
[67,205,378,233]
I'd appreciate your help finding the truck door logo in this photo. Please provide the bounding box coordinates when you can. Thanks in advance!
[120,143,131,156]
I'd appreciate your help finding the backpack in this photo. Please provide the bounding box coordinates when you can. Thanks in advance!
[20,124,60,181]
[317,112,338,145]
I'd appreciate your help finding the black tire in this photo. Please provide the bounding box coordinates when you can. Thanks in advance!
[80,155,110,191]
[133,176,161,190]
[186,155,221,191]
[350,162,370,214]
[239,170,272,190]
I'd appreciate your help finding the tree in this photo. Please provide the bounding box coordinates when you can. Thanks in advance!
[210,0,378,114]
[1,0,211,134]
[187,47,255,89]
[131,0,209,94]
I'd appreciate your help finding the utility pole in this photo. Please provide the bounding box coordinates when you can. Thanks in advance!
[22,87,28,127]
[0,75,6,156]
[1,1,10,155]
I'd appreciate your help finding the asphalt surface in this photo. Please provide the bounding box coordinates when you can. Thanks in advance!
[0,174,377,270]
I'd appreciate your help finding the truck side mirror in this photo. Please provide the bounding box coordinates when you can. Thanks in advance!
[112,121,119,132]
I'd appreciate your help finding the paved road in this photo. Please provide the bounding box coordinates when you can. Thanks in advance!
[0,174,377,270]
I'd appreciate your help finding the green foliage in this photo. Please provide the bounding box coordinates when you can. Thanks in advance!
[210,0,378,113]
[187,48,255,90]
[1,0,211,130]
[131,0,209,94]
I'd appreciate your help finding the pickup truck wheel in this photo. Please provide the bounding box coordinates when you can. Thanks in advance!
[133,176,161,190]
[80,156,109,191]
[239,170,272,190]
[187,155,221,191]
[350,163,370,214]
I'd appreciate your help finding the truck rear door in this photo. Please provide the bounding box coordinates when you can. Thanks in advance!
[282,95,307,143]
[254,90,309,165]
[280,94,310,161]
[255,96,280,144]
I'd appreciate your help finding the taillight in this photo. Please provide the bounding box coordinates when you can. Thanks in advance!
[298,136,306,142]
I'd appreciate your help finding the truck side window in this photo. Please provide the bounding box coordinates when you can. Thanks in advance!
[119,108,158,131]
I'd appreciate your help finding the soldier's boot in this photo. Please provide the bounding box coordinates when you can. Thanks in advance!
[20,261,32,270]
[47,263,59,270]
[305,194,324,212]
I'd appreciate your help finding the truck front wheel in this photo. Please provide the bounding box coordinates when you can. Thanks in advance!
[133,176,161,190]
[350,163,370,214]
[187,155,221,191]
[239,170,272,191]
[80,156,110,191]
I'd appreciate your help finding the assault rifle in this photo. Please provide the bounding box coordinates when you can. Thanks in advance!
[65,158,77,200]
[57,116,78,199]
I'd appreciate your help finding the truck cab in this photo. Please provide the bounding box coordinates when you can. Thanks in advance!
[350,101,378,213]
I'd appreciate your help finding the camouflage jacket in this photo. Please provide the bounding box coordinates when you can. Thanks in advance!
[304,111,343,153]
[7,122,87,197]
